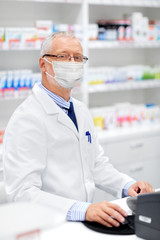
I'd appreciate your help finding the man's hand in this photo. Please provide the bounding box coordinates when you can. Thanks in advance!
[128,181,154,197]
[85,201,128,228]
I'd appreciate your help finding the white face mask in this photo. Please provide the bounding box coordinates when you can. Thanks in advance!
[44,58,84,89]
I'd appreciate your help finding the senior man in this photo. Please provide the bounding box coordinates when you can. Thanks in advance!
[3,32,154,228]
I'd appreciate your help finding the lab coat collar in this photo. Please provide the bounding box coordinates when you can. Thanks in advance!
[32,83,82,138]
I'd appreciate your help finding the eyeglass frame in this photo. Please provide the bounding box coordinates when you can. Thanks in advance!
[42,53,88,63]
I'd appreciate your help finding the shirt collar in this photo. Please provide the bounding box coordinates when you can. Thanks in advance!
[38,82,72,109]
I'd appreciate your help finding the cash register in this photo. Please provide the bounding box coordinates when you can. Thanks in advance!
[127,191,160,240]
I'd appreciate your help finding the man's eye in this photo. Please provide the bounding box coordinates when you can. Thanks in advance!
[59,55,66,58]
[75,56,82,61]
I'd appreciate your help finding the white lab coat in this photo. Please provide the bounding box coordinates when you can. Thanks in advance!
[3,83,133,217]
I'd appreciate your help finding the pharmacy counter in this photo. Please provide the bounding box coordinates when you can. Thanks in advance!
[2,193,160,239]
[41,198,143,240]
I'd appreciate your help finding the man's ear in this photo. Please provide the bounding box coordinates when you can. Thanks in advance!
[39,57,46,73]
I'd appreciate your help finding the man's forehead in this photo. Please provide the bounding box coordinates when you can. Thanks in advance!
[51,36,82,53]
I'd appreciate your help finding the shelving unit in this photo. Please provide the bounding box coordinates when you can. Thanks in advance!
[85,0,160,196]
[0,0,160,121]
[0,0,159,118]
[0,0,85,128]
[84,0,160,107]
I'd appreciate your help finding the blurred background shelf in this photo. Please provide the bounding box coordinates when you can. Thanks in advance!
[88,79,160,92]
[2,41,160,50]
[88,0,160,7]
[16,0,82,3]
[98,124,160,143]
[88,40,160,49]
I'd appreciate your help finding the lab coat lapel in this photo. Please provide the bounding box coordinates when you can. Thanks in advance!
[32,83,79,139]
[57,110,79,138]
[72,99,85,138]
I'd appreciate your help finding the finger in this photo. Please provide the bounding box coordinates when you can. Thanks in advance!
[100,211,120,227]
[128,187,138,196]
[147,184,154,193]
[138,181,148,193]
[138,181,151,194]
[142,184,154,193]
[108,203,128,217]
[104,207,125,225]
[150,186,155,192]
[96,216,113,228]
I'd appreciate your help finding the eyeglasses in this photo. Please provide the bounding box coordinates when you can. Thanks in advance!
[42,53,88,63]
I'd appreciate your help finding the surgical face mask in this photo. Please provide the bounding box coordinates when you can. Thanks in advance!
[44,58,84,89]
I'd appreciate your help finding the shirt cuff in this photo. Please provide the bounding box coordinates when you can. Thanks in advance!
[122,181,136,197]
[67,201,91,221]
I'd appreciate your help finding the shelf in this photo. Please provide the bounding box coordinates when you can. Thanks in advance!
[16,0,81,3]
[0,145,2,162]
[0,48,40,51]
[0,79,160,101]
[89,41,160,49]
[88,79,160,93]
[12,0,160,6]
[98,124,160,144]
[88,0,160,7]
[0,96,27,102]
[1,41,160,52]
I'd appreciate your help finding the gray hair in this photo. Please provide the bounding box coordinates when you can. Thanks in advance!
[40,31,80,57]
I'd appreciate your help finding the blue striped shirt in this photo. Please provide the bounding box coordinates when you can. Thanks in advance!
[39,83,70,113]
[39,83,135,221]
